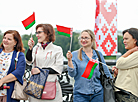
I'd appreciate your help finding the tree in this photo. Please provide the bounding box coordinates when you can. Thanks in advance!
[54,31,80,57]
[118,35,126,54]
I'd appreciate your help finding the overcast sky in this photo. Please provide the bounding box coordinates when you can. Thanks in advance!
[0,0,138,35]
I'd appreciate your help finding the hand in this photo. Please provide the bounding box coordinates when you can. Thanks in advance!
[0,80,4,87]
[66,51,72,61]
[28,38,35,50]
[130,46,138,53]
[112,66,118,77]
[31,68,40,75]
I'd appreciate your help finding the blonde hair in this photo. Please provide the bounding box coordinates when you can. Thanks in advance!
[78,29,96,61]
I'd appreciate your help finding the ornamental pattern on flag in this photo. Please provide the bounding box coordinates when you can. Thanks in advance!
[94,0,117,56]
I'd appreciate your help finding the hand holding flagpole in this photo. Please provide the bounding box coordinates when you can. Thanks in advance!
[21,12,35,49]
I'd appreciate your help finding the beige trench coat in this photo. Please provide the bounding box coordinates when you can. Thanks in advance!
[26,42,63,102]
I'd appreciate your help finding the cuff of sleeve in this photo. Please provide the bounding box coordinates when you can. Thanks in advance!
[67,66,74,72]
[11,73,23,85]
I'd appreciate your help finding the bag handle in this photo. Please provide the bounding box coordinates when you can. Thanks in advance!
[15,51,19,70]
[95,50,107,78]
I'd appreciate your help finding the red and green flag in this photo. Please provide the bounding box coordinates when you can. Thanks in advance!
[22,12,35,30]
[82,59,99,79]
[56,25,73,37]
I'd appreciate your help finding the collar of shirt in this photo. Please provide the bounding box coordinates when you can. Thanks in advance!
[41,42,50,49]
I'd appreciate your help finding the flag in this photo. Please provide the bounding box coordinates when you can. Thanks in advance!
[56,25,73,37]
[81,59,99,79]
[22,12,35,30]
[94,0,117,55]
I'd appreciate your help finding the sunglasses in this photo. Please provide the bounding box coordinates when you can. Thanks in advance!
[35,31,44,34]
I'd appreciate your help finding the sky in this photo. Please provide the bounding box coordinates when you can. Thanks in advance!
[0,0,138,35]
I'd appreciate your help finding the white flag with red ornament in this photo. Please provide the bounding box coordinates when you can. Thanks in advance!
[94,0,117,56]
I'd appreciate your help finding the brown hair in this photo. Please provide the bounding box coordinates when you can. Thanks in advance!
[0,30,25,53]
[78,29,96,61]
[36,24,56,42]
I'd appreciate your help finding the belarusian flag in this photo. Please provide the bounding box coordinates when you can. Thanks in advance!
[82,59,99,79]
[56,25,73,37]
[22,12,35,30]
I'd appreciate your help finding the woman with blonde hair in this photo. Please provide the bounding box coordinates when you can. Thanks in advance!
[66,29,112,102]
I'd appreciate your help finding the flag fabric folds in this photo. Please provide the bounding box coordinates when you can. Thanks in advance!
[22,12,35,30]
[56,25,73,37]
[82,59,99,79]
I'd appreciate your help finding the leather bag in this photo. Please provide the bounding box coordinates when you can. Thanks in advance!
[11,51,28,100]
[41,81,56,100]
[95,50,116,102]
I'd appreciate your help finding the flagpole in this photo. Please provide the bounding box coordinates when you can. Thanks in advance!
[30,27,33,38]
[69,28,73,51]
[69,36,73,51]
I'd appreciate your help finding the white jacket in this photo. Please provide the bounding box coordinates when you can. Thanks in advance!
[26,42,63,102]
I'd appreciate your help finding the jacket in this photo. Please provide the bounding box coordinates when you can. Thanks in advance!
[0,48,26,102]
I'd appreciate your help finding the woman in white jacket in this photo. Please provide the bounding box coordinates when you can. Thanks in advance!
[26,23,63,102]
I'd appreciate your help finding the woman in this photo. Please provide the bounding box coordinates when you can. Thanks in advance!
[0,30,26,102]
[112,28,138,101]
[66,29,112,102]
[26,23,63,102]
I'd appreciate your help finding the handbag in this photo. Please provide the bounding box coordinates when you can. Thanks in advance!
[41,80,56,100]
[11,79,28,100]
[23,67,49,99]
[11,51,28,100]
[95,50,116,102]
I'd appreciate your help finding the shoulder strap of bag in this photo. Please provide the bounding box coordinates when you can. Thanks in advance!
[15,51,19,70]
[95,50,107,78]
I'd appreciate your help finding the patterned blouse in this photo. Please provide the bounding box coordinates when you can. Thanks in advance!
[0,51,13,96]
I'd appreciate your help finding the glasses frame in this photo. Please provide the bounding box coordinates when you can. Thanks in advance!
[78,37,91,40]
[35,31,44,34]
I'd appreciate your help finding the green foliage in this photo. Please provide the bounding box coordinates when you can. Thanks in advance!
[54,31,80,56]
[21,34,38,55]
[118,35,126,54]
[0,29,126,59]
[0,35,2,44]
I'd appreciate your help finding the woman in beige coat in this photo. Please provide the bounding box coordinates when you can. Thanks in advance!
[112,28,138,101]
[26,23,63,102]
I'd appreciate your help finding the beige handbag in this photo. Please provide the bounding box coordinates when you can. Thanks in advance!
[11,79,28,100]
[11,52,28,100]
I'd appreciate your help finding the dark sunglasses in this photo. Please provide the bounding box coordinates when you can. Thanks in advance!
[35,31,44,34]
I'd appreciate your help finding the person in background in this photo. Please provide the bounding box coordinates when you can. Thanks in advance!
[0,30,26,102]
[66,29,112,102]
[112,28,138,101]
[26,23,63,102]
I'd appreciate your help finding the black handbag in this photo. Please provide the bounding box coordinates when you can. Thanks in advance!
[95,50,116,102]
